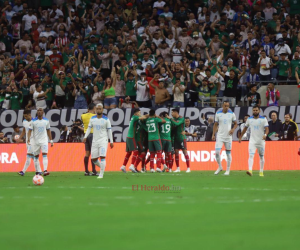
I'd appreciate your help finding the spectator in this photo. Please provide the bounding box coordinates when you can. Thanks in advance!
[11,125,24,143]
[103,73,117,109]
[279,114,298,141]
[267,112,281,141]
[33,84,48,109]
[120,96,139,109]
[266,82,280,106]
[238,115,251,141]
[91,85,102,105]
[149,74,170,109]
[22,8,37,32]
[73,81,88,109]
[172,79,186,108]
[135,72,151,108]
[59,125,70,143]
[247,84,261,107]
[275,53,290,85]
[0,131,9,143]
[257,50,272,83]
[185,118,197,141]
[203,115,214,141]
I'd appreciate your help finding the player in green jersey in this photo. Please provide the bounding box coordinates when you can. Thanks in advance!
[121,108,148,173]
[159,112,173,172]
[166,108,191,173]
[144,109,166,173]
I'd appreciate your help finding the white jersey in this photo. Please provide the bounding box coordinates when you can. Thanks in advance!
[215,110,236,142]
[85,115,113,146]
[29,117,50,145]
[23,119,35,145]
[245,115,268,145]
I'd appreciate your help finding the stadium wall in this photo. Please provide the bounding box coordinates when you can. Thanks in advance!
[0,142,299,172]
[1,106,300,142]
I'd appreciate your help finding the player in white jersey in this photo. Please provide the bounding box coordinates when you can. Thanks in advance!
[27,108,53,176]
[83,103,114,179]
[239,106,269,177]
[17,110,42,176]
[212,101,238,175]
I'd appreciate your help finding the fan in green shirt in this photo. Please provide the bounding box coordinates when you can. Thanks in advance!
[290,57,300,78]
[42,80,54,101]
[9,91,23,110]
[289,0,300,15]
[275,55,290,77]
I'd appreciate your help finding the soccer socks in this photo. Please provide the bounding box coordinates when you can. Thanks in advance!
[184,153,190,169]
[123,152,132,166]
[100,159,106,177]
[215,150,222,169]
[42,155,48,171]
[259,155,265,173]
[145,156,150,166]
[22,155,32,173]
[84,156,89,172]
[226,151,232,172]
[161,157,165,165]
[167,152,172,169]
[92,159,101,168]
[33,157,42,173]
[150,152,155,169]
[131,151,139,165]
[134,153,145,170]
[248,154,254,171]
[156,151,162,169]
[91,160,96,173]
[175,153,180,168]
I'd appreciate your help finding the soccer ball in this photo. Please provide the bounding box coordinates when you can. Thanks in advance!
[14,135,20,140]
[33,175,44,186]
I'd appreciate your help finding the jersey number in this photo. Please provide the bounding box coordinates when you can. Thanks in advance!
[161,124,171,133]
[147,124,156,132]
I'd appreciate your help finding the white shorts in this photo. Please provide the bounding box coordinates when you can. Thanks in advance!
[215,139,232,151]
[91,143,108,159]
[32,143,48,155]
[249,142,265,156]
[26,144,34,155]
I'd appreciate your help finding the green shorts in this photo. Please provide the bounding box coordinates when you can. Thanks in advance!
[161,140,172,153]
[137,139,148,153]
[148,140,162,152]
[126,137,138,152]
[174,139,187,150]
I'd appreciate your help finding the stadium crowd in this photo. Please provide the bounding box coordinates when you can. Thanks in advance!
[0,0,300,111]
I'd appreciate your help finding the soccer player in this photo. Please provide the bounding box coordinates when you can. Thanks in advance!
[81,103,97,176]
[167,109,191,173]
[83,103,114,179]
[239,105,269,177]
[133,120,148,173]
[159,112,173,172]
[18,110,42,176]
[145,109,166,173]
[27,108,53,176]
[120,108,145,173]
[212,101,238,176]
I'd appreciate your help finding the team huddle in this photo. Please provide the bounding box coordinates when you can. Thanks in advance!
[17,102,269,178]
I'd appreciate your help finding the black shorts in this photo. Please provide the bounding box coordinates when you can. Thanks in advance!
[85,134,93,151]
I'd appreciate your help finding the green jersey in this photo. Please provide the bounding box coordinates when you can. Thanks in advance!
[127,115,140,138]
[145,117,162,141]
[9,92,22,110]
[136,121,148,143]
[276,60,290,77]
[171,116,186,141]
[290,59,300,77]
[125,80,136,96]
[159,118,172,141]
[42,82,54,101]
[289,0,300,15]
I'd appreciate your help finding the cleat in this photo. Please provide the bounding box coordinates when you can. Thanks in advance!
[162,164,168,172]
[43,171,50,176]
[141,168,145,173]
[18,171,24,176]
[129,165,137,173]
[174,168,180,173]
[224,171,230,176]
[120,166,127,173]
[186,168,191,173]
[84,172,91,176]
[246,170,253,176]
[156,168,162,173]
[169,169,172,173]
[135,169,141,173]
[91,172,99,176]
[166,168,169,172]
[97,175,103,179]
[214,167,223,175]
[37,172,43,176]
[150,169,155,173]
[259,172,264,177]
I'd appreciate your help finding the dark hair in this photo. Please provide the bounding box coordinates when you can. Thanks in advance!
[172,108,179,113]
[24,110,31,115]
[223,100,230,104]
[13,124,19,129]
[245,114,250,118]
[252,105,260,109]
[149,109,155,116]
[88,103,95,110]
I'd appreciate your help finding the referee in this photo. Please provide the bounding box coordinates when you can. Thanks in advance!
[81,103,97,176]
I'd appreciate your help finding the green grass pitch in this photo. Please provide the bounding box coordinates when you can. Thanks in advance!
[1,171,300,250]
